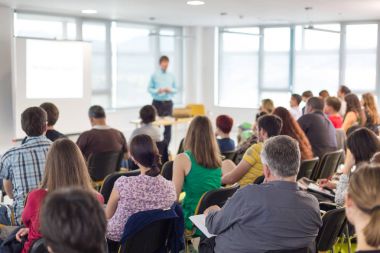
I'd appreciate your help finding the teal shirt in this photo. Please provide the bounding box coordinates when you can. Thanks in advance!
[148,70,177,101]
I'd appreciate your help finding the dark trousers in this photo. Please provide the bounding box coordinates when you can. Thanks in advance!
[152,100,173,145]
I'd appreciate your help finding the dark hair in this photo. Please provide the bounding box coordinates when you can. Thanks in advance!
[88,105,106,119]
[307,97,325,111]
[273,107,313,160]
[216,115,234,134]
[40,102,59,126]
[40,188,107,253]
[159,55,169,63]
[291,94,302,105]
[319,90,330,99]
[302,90,313,98]
[326,96,342,112]
[345,93,362,115]
[257,115,283,138]
[140,105,157,124]
[339,85,351,95]
[130,134,161,177]
[347,128,380,164]
[21,107,47,137]
[255,111,267,121]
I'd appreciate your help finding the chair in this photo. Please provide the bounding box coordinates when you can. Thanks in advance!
[161,161,174,181]
[265,248,310,253]
[156,141,169,167]
[100,170,140,203]
[253,175,265,185]
[297,157,320,180]
[316,208,347,252]
[312,150,344,181]
[186,104,206,116]
[87,151,123,182]
[221,151,236,161]
[29,238,48,253]
[194,184,239,215]
[177,138,185,155]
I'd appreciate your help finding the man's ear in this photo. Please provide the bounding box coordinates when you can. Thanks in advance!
[263,164,270,179]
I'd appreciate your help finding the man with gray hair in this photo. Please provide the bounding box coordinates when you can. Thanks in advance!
[202,136,322,253]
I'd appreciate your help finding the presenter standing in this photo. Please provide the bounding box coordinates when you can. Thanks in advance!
[148,56,177,145]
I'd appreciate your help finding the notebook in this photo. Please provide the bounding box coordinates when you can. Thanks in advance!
[189,214,216,238]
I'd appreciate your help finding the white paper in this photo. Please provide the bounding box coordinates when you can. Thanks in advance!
[189,214,216,238]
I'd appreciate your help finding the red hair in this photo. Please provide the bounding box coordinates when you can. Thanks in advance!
[216,115,234,134]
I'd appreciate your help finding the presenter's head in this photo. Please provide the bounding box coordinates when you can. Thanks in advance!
[21,107,48,137]
[88,105,107,127]
[159,55,170,72]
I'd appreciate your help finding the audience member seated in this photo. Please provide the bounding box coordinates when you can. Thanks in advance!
[222,115,282,187]
[289,93,303,120]
[203,136,322,253]
[40,102,65,142]
[301,90,313,114]
[362,93,380,135]
[273,107,313,160]
[298,97,337,158]
[215,115,235,153]
[40,188,107,253]
[319,128,380,205]
[76,105,127,160]
[0,107,51,224]
[172,116,222,235]
[345,163,380,253]
[129,105,163,143]
[337,85,351,117]
[324,96,343,129]
[342,94,366,133]
[16,139,104,253]
[106,134,176,243]
[319,89,330,100]
[255,99,274,120]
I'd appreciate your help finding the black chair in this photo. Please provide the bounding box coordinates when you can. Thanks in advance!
[177,138,185,154]
[253,175,265,185]
[195,184,239,215]
[312,150,344,180]
[221,151,236,161]
[316,208,347,252]
[156,141,169,167]
[100,170,140,203]
[29,238,48,253]
[87,151,124,182]
[265,248,310,253]
[161,161,174,181]
[119,218,173,253]
[297,157,320,180]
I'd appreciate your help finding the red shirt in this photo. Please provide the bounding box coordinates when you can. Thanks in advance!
[21,189,104,253]
[328,114,343,129]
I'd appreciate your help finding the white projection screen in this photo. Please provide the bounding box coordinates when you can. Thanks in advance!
[14,38,92,138]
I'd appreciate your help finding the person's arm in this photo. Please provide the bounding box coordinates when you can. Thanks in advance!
[148,75,160,95]
[172,153,191,200]
[105,189,120,219]
[168,76,177,94]
[222,160,251,185]
[342,112,356,133]
[3,180,13,199]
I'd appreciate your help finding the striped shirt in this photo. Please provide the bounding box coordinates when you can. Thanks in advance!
[0,136,51,224]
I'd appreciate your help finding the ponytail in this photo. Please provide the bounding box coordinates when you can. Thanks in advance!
[146,152,161,177]
[363,207,380,248]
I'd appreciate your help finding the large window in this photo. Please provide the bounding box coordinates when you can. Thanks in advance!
[218,28,260,108]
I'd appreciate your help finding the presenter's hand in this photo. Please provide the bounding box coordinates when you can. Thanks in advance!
[158,88,165,94]
[163,87,171,93]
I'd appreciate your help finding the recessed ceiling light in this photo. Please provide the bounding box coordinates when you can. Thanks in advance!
[81,9,98,14]
[187,1,205,6]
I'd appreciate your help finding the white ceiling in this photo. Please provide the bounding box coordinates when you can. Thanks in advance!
[1,0,380,26]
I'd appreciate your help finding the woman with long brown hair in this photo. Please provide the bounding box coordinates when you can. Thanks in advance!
[173,116,222,235]
[273,107,314,160]
[342,93,366,132]
[16,139,103,253]
[362,92,380,134]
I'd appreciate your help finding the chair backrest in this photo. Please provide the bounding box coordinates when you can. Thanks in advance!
[253,175,265,185]
[195,184,239,215]
[100,170,140,203]
[186,104,206,116]
[161,161,174,181]
[29,238,48,253]
[316,208,346,251]
[312,150,344,180]
[156,141,169,167]
[297,157,320,180]
[87,151,123,182]
[265,248,310,253]
[221,151,236,161]
[177,138,185,155]
[335,129,346,151]
[119,219,172,253]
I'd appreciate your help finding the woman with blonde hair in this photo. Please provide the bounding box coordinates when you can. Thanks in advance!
[16,139,103,253]
[173,116,222,235]
[362,92,380,134]
[346,163,380,252]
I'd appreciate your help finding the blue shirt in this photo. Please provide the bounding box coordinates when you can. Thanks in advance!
[0,136,51,224]
[217,138,236,153]
[148,70,177,101]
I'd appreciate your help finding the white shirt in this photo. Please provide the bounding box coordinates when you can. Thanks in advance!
[290,106,303,120]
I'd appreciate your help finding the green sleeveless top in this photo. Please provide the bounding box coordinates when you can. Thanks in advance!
[182,150,222,232]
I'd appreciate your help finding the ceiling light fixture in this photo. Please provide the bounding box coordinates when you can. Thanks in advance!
[187,1,205,6]
[81,9,98,14]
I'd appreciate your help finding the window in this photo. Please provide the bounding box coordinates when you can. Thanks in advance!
[294,24,341,95]
[218,28,260,108]
[345,24,378,91]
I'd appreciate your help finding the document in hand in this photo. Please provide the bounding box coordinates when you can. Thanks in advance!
[189,214,216,238]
